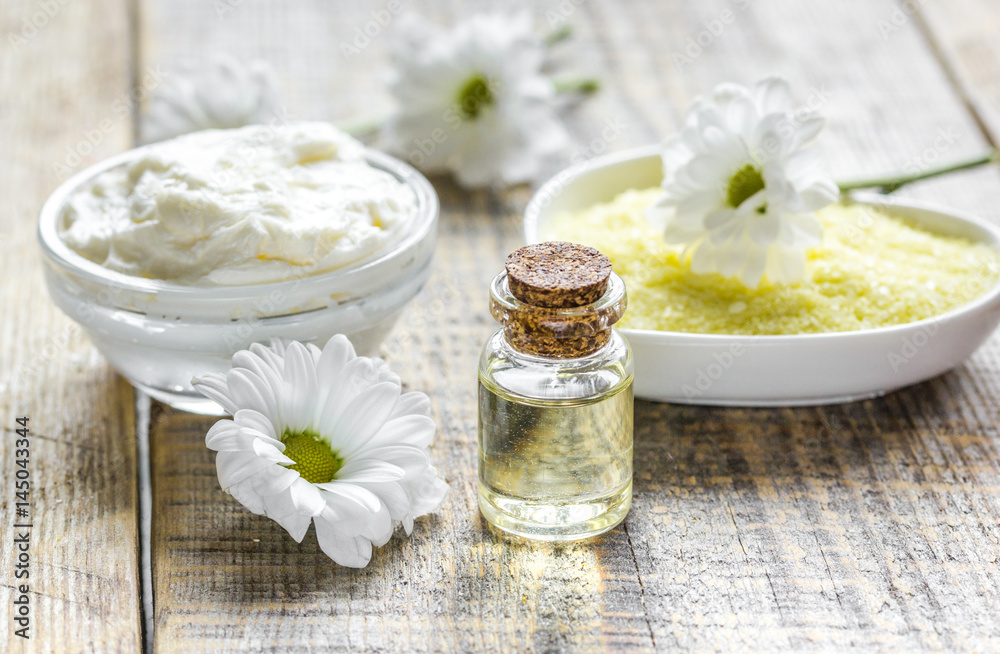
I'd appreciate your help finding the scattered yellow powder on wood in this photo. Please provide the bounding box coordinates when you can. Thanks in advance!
[545,188,1000,335]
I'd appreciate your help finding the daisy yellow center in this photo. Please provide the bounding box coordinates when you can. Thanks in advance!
[280,430,342,484]
[727,164,766,209]
[456,74,495,121]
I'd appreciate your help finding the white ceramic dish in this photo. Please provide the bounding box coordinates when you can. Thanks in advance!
[524,146,1000,406]
[39,145,438,415]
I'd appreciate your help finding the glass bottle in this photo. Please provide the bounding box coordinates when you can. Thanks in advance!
[478,242,634,541]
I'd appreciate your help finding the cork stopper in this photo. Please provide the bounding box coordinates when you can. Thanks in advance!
[505,242,612,309]
[491,242,625,359]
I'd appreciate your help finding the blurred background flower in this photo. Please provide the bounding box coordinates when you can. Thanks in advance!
[141,54,284,144]
[381,10,583,189]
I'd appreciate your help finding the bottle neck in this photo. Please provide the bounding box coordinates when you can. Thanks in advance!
[501,323,613,359]
[489,271,627,360]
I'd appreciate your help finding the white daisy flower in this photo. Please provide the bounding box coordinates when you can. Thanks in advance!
[382,10,571,188]
[192,336,449,568]
[142,54,283,144]
[646,76,839,288]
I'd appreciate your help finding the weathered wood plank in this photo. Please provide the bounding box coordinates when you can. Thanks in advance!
[143,0,1000,652]
[0,0,141,652]
[919,0,1000,146]
[604,0,1000,649]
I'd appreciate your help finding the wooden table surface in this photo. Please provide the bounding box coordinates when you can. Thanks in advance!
[4,1,1000,652]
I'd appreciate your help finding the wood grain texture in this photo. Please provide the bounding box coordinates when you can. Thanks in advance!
[919,0,1000,146]
[0,0,141,652]
[141,0,1000,652]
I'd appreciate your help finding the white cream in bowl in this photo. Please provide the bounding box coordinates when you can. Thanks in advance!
[59,122,416,285]
[39,123,438,414]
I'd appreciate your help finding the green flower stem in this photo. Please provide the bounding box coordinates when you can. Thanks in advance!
[837,149,999,194]
[544,25,573,46]
[552,77,601,95]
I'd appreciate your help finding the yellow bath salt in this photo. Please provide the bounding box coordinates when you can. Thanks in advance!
[545,188,1000,335]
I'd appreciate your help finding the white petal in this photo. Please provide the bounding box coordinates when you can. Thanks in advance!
[738,247,767,289]
[249,465,299,497]
[784,148,826,182]
[316,491,381,537]
[315,335,356,394]
[405,468,450,520]
[784,212,824,247]
[233,409,278,440]
[359,481,411,522]
[249,341,287,372]
[661,136,694,172]
[278,511,313,543]
[205,420,285,459]
[314,517,373,568]
[287,477,327,517]
[747,210,781,246]
[682,154,730,187]
[280,341,318,431]
[232,350,284,401]
[689,242,716,275]
[316,358,380,435]
[788,113,825,151]
[716,242,746,276]
[361,503,394,547]
[366,414,436,450]
[674,190,722,228]
[373,358,402,386]
[766,246,806,284]
[333,382,400,456]
[704,207,737,232]
[754,76,792,116]
[205,419,240,450]
[226,479,267,515]
[363,445,430,473]
[390,391,431,419]
[262,492,312,543]
[797,179,839,211]
[191,373,239,416]
[336,459,407,483]
[726,95,759,141]
[316,482,383,513]
[216,450,280,489]
[226,369,279,424]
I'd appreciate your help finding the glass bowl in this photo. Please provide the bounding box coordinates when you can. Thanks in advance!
[38,145,438,414]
